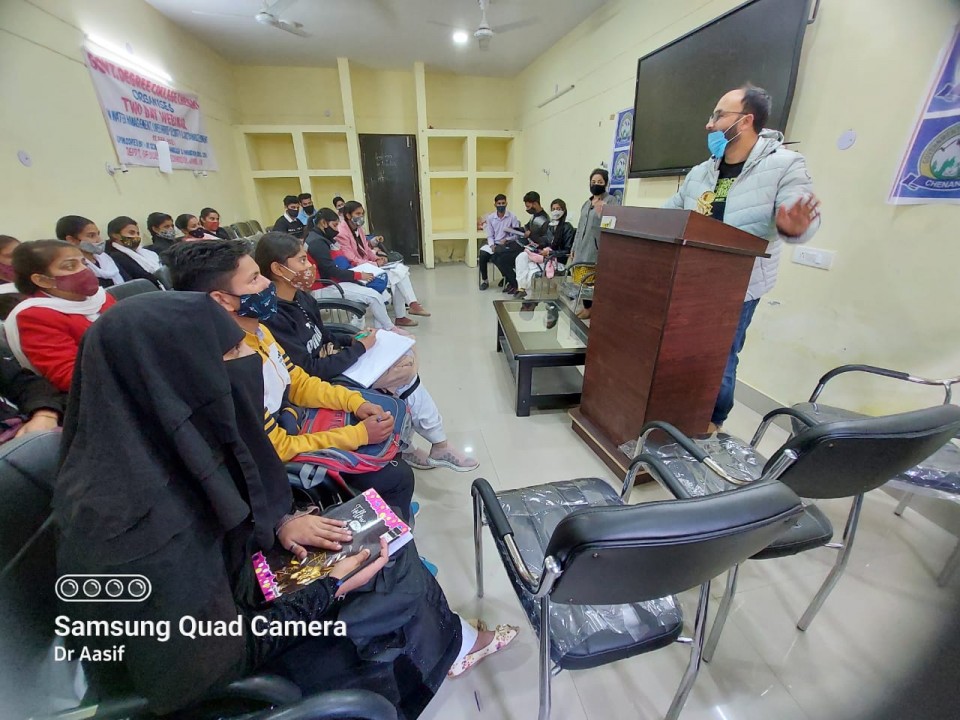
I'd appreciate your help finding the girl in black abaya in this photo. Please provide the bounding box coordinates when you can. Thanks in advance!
[54,292,516,718]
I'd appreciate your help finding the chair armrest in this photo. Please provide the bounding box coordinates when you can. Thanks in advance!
[34,697,150,719]
[809,364,960,404]
[750,407,820,446]
[215,674,302,706]
[472,478,514,541]
[635,421,709,462]
[472,478,558,597]
[315,299,367,317]
[627,452,693,499]
[247,690,397,720]
[312,278,346,298]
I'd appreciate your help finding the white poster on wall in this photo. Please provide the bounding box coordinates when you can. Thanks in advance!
[83,47,218,171]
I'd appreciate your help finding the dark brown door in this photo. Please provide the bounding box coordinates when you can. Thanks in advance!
[358,134,423,264]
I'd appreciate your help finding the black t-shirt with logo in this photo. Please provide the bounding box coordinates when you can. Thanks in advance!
[710,160,745,222]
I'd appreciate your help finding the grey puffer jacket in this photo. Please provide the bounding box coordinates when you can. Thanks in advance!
[663,129,820,300]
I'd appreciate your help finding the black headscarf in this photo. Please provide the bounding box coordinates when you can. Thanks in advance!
[54,292,293,711]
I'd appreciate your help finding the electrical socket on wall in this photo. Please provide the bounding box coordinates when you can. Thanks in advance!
[792,246,835,270]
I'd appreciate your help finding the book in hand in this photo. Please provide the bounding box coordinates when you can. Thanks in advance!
[252,488,413,601]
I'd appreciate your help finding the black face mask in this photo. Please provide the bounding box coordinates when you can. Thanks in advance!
[302,205,315,216]
[590,183,606,196]
[323,226,338,240]
[189,228,206,238]
[526,207,536,215]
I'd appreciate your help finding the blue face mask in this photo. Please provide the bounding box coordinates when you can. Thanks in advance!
[231,283,278,321]
[707,121,745,159]
[496,205,506,215]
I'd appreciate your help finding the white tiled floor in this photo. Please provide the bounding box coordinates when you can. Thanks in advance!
[399,264,960,720]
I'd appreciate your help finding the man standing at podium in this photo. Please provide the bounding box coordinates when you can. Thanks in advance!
[663,83,821,432]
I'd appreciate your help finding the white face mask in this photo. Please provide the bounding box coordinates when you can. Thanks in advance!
[550,209,563,221]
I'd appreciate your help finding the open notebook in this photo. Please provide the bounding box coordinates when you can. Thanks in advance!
[342,330,416,387]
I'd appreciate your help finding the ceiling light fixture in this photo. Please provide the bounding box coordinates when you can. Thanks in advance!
[452,30,469,44]
[85,34,173,85]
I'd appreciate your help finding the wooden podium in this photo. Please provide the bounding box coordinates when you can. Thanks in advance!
[569,206,769,478]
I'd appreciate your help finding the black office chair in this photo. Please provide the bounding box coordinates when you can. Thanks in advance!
[0,431,396,720]
[106,278,161,301]
[472,472,803,720]
[311,279,368,335]
[637,404,960,663]
[790,364,960,585]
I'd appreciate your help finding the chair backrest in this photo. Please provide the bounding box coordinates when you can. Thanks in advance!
[223,225,240,240]
[0,431,62,716]
[543,480,802,605]
[107,278,161,301]
[236,221,254,237]
[248,220,264,234]
[767,404,960,499]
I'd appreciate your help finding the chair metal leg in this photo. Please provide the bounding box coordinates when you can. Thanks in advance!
[665,581,711,720]
[703,565,739,663]
[539,596,552,720]
[797,494,863,631]
[473,491,484,599]
[894,492,915,517]
[937,539,960,587]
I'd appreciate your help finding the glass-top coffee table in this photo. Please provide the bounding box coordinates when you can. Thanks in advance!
[494,299,589,417]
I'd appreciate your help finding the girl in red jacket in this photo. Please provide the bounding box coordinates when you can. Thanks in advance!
[4,240,115,392]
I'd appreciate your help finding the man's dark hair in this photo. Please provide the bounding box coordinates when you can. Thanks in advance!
[318,207,340,223]
[297,193,312,203]
[55,215,94,241]
[199,207,218,220]
[175,213,196,231]
[166,240,250,293]
[341,200,363,217]
[106,216,137,238]
[740,83,771,133]
[523,191,540,204]
[146,212,172,233]
[12,239,73,294]
[494,194,507,203]
[283,195,299,207]
[0,235,18,252]
[255,231,302,280]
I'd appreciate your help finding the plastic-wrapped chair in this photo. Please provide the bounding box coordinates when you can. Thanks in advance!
[0,431,397,720]
[789,364,960,585]
[556,262,596,311]
[472,471,803,720]
[636,404,960,664]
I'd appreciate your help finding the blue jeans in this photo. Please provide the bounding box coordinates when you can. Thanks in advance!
[712,298,761,426]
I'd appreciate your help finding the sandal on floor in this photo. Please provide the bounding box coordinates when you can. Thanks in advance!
[448,624,519,678]
[427,448,479,472]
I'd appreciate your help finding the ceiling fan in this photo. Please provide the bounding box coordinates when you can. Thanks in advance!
[433,0,537,51]
[192,0,309,37]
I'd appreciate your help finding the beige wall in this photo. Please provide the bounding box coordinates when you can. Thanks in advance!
[425,72,518,130]
[0,0,251,241]
[233,65,344,125]
[351,66,418,135]
[515,0,960,414]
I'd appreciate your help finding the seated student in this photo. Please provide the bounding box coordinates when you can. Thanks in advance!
[199,207,231,240]
[273,195,306,237]
[0,234,19,284]
[497,191,549,294]
[4,240,115,391]
[0,352,64,443]
[166,241,413,512]
[145,211,179,255]
[176,213,219,241]
[336,201,429,328]
[479,193,520,290]
[305,209,400,332]
[256,233,478,471]
[514,198,576,298]
[54,291,517,717]
[55,216,125,288]
[296,192,316,226]
[105,216,164,286]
